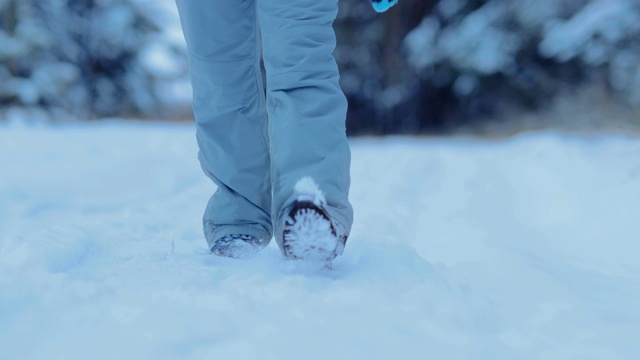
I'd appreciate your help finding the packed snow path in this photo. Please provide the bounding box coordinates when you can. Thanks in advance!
[1,122,639,359]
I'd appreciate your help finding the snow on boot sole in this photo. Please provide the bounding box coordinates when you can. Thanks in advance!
[282,200,340,262]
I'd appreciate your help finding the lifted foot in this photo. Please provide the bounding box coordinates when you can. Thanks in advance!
[282,200,345,263]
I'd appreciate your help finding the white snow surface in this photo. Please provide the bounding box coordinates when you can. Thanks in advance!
[1,121,640,359]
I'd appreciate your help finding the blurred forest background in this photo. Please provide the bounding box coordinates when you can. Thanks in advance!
[1,0,640,135]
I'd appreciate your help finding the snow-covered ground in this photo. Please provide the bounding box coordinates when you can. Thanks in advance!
[1,121,639,359]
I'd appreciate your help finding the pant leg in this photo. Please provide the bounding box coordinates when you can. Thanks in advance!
[257,0,353,248]
[176,0,272,248]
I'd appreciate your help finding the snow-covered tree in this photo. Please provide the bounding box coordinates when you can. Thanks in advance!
[336,0,640,133]
[402,0,640,128]
[2,0,639,132]
[0,0,190,121]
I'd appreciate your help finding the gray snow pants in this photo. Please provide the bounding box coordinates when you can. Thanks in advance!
[176,0,353,251]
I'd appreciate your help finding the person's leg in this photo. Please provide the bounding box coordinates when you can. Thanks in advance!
[176,0,272,252]
[257,0,353,253]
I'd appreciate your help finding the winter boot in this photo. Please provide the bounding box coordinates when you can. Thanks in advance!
[282,200,347,262]
[210,234,268,259]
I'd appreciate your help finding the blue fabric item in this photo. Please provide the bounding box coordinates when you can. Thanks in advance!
[175,0,353,253]
[372,0,398,12]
